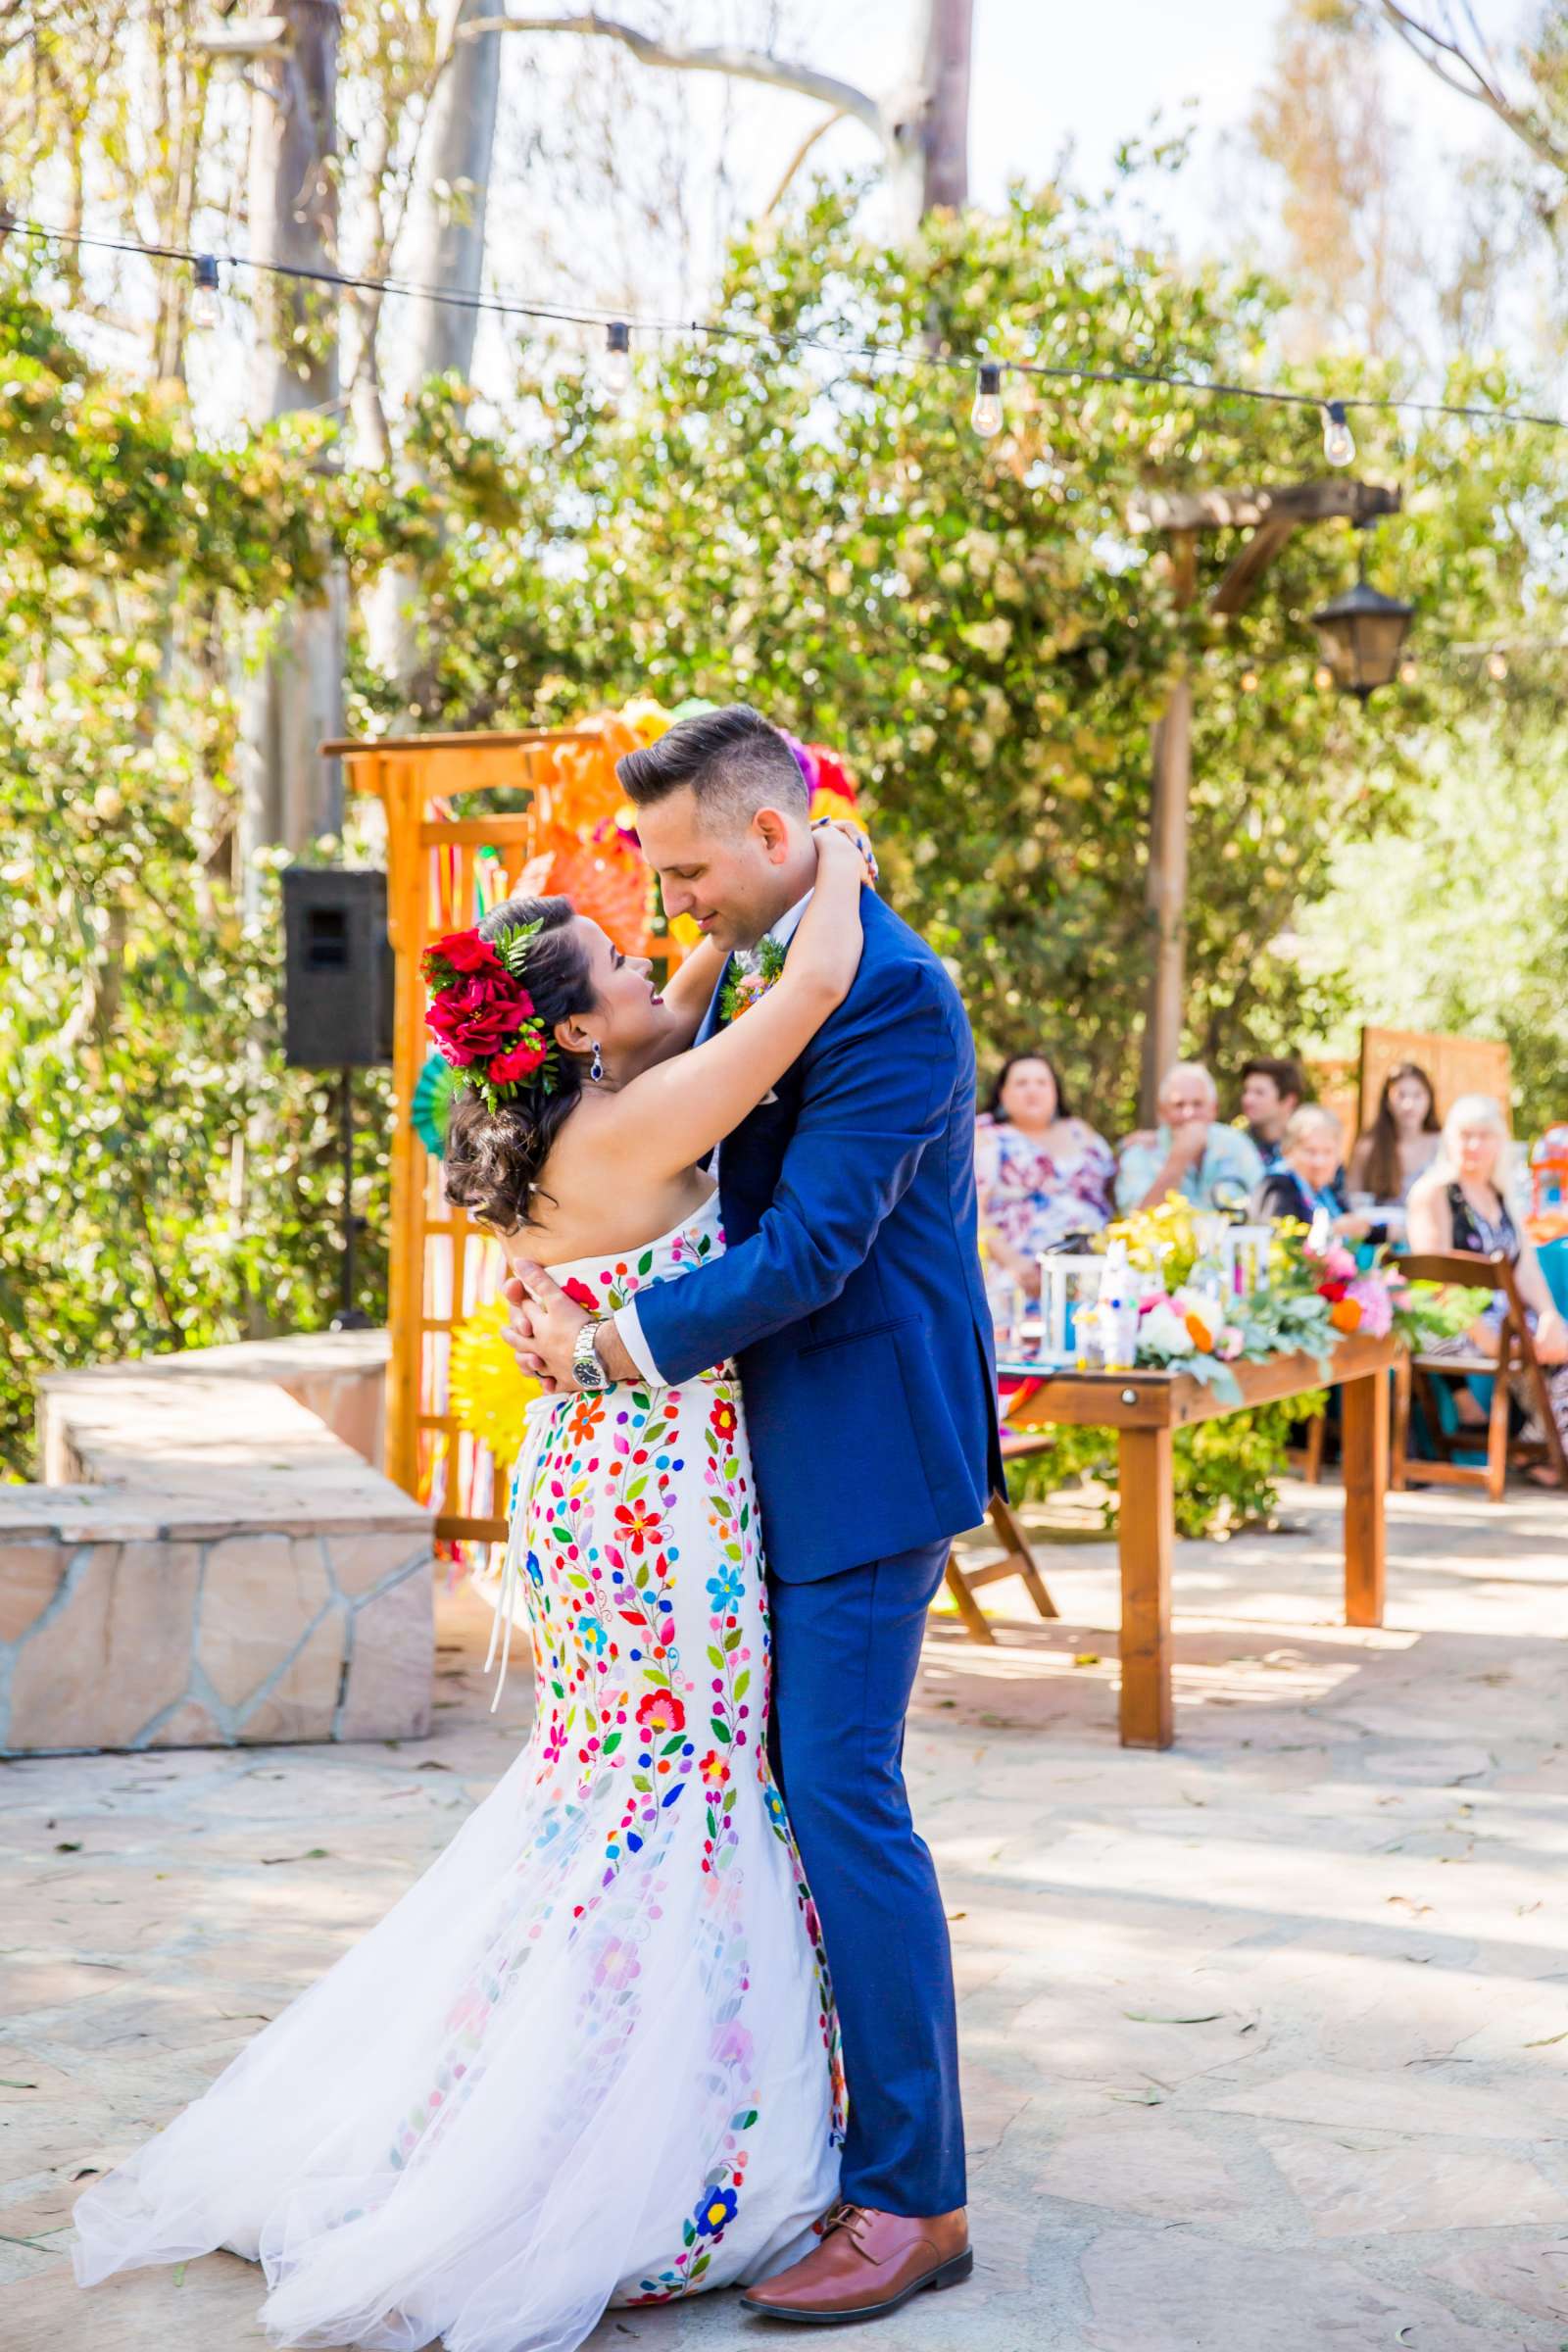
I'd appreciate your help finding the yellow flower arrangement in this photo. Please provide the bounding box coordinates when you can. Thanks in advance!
[448,1298,540,1463]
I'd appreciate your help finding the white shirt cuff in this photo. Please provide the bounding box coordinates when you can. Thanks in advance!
[613,1298,665,1386]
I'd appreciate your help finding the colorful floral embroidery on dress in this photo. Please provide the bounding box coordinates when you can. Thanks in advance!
[385,1199,840,2294]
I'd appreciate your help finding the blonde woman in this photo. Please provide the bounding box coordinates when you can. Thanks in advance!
[1406,1094,1568,1484]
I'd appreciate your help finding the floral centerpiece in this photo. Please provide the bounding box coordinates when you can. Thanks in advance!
[1099,1196,1487,1404]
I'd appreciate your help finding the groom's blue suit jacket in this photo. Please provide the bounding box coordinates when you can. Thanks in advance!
[633,891,1004,1583]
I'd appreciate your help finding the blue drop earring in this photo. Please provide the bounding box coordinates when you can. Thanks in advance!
[590,1041,604,1084]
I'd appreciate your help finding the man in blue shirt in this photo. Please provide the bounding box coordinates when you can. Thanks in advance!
[1116,1060,1265,1213]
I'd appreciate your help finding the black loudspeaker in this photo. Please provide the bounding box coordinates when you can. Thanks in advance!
[281,867,394,1070]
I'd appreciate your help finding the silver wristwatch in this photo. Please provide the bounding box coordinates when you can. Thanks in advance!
[571,1316,610,1394]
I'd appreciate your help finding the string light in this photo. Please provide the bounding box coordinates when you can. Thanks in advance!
[6,211,1568,452]
[1398,657,1419,685]
[602,320,632,397]
[1487,649,1508,680]
[1313,663,1335,691]
[970,361,1004,439]
[189,254,221,329]
[1240,667,1259,694]
[1322,401,1355,466]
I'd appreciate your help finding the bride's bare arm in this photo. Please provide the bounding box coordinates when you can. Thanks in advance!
[579,827,867,1183]
[652,934,726,1045]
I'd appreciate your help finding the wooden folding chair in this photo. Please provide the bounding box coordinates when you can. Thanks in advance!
[942,1432,1062,1644]
[1392,1250,1568,1500]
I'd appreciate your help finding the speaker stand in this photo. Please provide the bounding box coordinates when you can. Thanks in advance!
[330,1063,374,1333]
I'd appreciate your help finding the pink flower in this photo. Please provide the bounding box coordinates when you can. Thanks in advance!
[1320,1244,1357,1283]
[1345,1275,1394,1338]
[1217,1325,1246,1360]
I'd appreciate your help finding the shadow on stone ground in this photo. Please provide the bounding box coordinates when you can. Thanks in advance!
[4,1476,1568,2349]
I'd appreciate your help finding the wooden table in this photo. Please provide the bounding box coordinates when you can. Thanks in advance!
[999,1330,1398,1749]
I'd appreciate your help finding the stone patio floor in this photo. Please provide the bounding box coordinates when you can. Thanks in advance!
[4,1473,1568,2351]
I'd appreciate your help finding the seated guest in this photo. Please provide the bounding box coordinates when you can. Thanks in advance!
[1239,1054,1306,1169]
[1116,1060,1264,1214]
[1255,1106,1374,1240]
[1348,1060,1442,1202]
[1407,1093,1568,1483]
[976,1051,1115,1296]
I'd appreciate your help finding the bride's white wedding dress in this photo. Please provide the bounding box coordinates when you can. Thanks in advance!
[73,1194,844,2352]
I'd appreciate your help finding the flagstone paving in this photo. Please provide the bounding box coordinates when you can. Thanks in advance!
[3,1475,1567,2350]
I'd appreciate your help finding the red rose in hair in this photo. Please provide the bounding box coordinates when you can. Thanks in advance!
[426,928,499,975]
[489,1037,548,1084]
[425,969,535,1063]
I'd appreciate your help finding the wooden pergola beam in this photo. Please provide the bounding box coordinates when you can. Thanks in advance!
[1128,478,1401,534]
[1130,474,1403,1119]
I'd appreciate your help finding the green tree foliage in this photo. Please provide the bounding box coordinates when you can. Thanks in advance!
[412,184,1562,1118]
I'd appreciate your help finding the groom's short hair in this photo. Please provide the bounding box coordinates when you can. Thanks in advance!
[616,704,809,829]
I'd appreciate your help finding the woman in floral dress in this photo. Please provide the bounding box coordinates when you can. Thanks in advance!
[975,1049,1115,1291]
[73,826,871,2352]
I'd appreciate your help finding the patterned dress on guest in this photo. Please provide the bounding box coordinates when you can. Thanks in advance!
[73,1190,843,2352]
[975,1112,1116,1257]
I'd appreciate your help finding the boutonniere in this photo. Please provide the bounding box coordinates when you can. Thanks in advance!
[719,936,786,1026]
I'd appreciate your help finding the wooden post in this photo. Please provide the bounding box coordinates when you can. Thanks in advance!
[1139,529,1196,1125]
[1342,1368,1388,1627]
[1140,675,1192,1124]
[1116,1425,1175,1746]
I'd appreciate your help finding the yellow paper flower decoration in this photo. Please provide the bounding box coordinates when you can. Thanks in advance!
[448,1298,540,1464]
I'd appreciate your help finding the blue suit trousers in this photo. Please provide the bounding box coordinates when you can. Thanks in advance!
[765,1539,966,2218]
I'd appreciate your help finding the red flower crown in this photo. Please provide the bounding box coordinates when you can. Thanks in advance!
[421,919,558,1113]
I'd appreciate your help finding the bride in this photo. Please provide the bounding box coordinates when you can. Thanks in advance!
[72,822,873,2352]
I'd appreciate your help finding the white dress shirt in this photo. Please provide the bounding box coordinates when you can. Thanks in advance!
[612,891,812,1386]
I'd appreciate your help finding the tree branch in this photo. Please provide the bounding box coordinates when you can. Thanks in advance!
[460,11,887,143]
[758,106,847,221]
[1376,1,1568,176]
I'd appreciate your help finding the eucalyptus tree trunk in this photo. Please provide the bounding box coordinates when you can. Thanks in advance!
[365,0,504,711]
[888,0,973,237]
[237,0,346,906]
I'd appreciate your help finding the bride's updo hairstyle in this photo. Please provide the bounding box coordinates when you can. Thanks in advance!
[440,894,598,1230]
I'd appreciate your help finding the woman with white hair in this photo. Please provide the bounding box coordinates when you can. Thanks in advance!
[1254,1105,1375,1241]
[1406,1093,1568,1481]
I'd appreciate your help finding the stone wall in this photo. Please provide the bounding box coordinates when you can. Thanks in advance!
[0,1335,435,1755]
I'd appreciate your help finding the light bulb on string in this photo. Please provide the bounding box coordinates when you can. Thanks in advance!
[1398,658,1418,686]
[1487,649,1508,682]
[189,254,221,330]
[602,320,632,397]
[1240,668,1259,694]
[1322,400,1355,467]
[1313,663,1334,692]
[970,361,1004,439]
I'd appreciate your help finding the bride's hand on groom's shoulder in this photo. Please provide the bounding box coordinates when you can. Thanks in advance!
[812,814,878,886]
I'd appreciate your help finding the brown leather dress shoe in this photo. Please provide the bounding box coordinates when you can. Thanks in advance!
[739,2201,972,2325]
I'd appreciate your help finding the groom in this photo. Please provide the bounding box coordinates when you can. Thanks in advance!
[504,704,1002,2325]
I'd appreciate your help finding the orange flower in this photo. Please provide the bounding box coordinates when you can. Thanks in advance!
[1329,1296,1362,1334]
[1183,1312,1216,1351]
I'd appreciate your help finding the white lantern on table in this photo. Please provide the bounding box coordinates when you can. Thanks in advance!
[1037,1253,1106,1361]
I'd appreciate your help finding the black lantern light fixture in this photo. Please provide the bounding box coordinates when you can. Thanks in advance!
[1310,523,1414,701]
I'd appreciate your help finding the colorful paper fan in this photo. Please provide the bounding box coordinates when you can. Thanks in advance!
[412,1052,461,1158]
[449,1298,541,1464]
[544,835,655,953]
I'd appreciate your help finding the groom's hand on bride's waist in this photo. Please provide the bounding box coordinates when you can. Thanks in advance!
[501,1268,637,1393]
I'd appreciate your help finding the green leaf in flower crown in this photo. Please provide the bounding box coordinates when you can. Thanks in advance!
[492,919,542,982]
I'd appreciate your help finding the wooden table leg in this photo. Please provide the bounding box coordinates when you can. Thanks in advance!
[1117,1425,1174,1748]
[1342,1367,1388,1628]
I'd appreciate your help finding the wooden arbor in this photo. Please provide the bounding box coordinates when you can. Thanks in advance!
[1127,477,1402,1121]
[329,723,653,1544]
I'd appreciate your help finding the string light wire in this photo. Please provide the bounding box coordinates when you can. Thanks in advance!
[6,210,1568,442]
